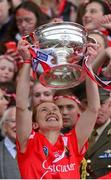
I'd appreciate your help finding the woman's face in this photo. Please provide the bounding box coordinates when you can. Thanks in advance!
[55,97,81,129]
[16,8,37,36]
[36,102,63,131]
[96,98,111,127]
[82,2,104,31]
[0,89,8,117]
[32,82,54,107]
[0,59,15,83]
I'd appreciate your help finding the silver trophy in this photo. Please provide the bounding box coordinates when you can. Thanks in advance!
[25,22,96,89]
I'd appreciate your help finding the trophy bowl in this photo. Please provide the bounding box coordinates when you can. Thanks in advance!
[26,22,95,89]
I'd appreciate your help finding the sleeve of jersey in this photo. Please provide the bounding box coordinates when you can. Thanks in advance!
[69,129,88,161]
[16,130,37,156]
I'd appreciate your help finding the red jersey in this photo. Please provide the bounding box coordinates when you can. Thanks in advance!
[17,129,87,179]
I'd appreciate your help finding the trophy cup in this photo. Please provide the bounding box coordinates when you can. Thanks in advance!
[25,22,96,89]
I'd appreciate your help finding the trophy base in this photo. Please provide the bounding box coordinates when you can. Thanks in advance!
[39,64,86,89]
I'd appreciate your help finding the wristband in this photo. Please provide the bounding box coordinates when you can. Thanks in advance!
[24,59,31,64]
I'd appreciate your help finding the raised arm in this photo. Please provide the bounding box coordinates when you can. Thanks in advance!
[16,40,33,151]
[75,44,100,152]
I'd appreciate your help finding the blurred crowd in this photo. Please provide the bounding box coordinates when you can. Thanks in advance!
[0,0,111,179]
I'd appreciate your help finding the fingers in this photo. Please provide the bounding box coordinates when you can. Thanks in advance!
[100,14,111,24]
[22,32,39,48]
[18,39,30,48]
[17,39,32,60]
[29,32,39,48]
[97,14,111,29]
[17,33,40,61]
[87,42,99,51]
[86,46,97,58]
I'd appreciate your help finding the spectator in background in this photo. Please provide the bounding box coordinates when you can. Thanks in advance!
[85,88,111,179]
[54,89,84,133]
[31,80,55,108]
[0,55,17,84]
[0,41,22,91]
[1,1,63,70]
[8,1,51,42]
[0,89,9,141]
[0,89,9,121]
[82,0,111,31]
[0,106,20,179]
[52,0,78,21]
[36,0,55,18]
[34,0,78,22]
[0,0,14,42]
[82,0,111,46]
[1,0,51,68]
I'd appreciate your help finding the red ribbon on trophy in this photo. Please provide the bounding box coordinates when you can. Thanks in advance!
[83,57,111,90]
